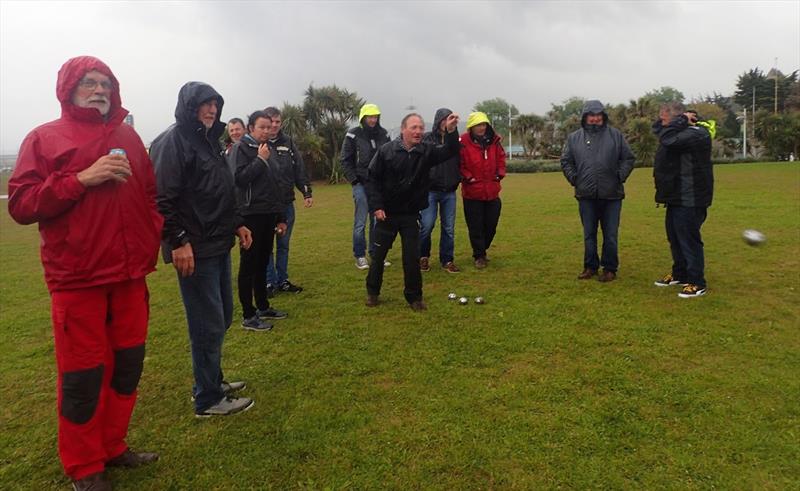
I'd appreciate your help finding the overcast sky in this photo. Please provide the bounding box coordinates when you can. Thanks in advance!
[1,0,798,154]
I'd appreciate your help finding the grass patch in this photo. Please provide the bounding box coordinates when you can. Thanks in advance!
[1,163,798,489]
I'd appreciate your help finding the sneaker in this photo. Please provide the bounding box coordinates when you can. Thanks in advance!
[442,261,461,273]
[678,284,707,298]
[257,308,288,320]
[577,268,597,279]
[419,257,431,272]
[278,281,303,294]
[598,270,616,282]
[106,449,159,468]
[383,259,392,267]
[365,294,379,307]
[221,380,246,394]
[195,396,254,417]
[72,472,110,491]
[475,257,487,269]
[409,300,427,311]
[242,315,273,331]
[266,284,277,298]
[192,380,245,402]
[355,257,369,270]
[654,273,685,287]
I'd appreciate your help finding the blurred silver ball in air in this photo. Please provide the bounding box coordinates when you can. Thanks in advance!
[742,229,766,246]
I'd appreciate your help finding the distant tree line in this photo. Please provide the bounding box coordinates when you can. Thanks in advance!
[229,67,799,182]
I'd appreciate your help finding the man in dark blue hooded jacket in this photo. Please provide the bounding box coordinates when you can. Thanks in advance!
[560,100,635,282]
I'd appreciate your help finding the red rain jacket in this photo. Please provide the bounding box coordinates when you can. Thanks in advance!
[459,130,506,201]
[8,56,163,292]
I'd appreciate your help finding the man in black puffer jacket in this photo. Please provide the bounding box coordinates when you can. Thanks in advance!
[151,82,254,417]
[365,112,460,311]
[652,101,713,298]
[561,100,635,282]
[341,103,391,270]
[419,108,462,273]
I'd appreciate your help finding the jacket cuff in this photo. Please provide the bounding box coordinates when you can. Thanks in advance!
[64,174,87,200]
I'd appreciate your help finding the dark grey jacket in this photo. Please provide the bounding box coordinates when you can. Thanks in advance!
[267,131,312,205]
[423,108,461,193]
[560,100,635,200]
[233,134,288,218]
[340,118,391,185]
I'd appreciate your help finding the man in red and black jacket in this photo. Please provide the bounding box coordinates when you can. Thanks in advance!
[8,56,163,490]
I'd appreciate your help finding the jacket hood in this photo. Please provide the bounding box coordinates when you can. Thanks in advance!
[432,108,452,135]
[174,82,226,138]
[580,100,608,128]
[696,120,717,139]
[466,111,491,130]
[56,56,124,123]
[359,103,382,128]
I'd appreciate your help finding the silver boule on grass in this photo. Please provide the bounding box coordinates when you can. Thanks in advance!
[742,229,766,246]
[458,296,469,305]
[448,292,458,300]
[474,297,485,304]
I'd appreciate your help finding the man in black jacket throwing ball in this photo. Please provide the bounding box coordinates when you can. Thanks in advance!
[365,112,460,311]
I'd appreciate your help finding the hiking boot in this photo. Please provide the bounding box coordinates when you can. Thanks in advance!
[577,268,597,279]
[106,449,159,468]
[355,257,369,270]
[195,396,254,417]
[257,308,288,320]
[475,256,487,269]
[654,273,685,287]
[278,281,303,293]
[72,472,110,491]
[221,380,246,394]
[442,261,461,273]
[242,315,273,332]
[419,257,431,272]
[266,283,277,298]
[598,270,616,282]
[365,295,379,307]
[409,300,427,311]
[678,284,707,298]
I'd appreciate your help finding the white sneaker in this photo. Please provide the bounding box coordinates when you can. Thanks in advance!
[384,260,392,267]
[355,257,369,270]
[195,396,254,417]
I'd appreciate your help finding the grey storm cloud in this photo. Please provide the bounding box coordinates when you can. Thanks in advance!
[1,0,798,154]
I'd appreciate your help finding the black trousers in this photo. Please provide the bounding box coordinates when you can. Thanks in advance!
[366,213,423,304]
[237,213,278,318]
[463,198,502,259]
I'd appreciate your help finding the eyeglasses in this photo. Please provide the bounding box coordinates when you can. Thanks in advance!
[78,78,113,91]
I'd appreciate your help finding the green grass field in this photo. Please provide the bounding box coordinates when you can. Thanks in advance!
[1,163,798,490]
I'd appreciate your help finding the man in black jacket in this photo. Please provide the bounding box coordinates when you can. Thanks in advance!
[652,101,714,298]
[365,112,460,311]
[263,107,313,295]
[419,108,462,273]
[341,103,391,270]
[151,82,254,417]
[560,100,635,282]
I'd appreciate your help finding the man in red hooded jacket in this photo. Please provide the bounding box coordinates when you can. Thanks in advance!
[8,56,163,490]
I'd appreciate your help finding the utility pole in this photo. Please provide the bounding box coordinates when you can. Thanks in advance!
[508,106,513,159]
[774,57,779,114]
[743,107,747,158]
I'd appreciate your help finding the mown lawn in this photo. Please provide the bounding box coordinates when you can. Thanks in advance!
[1,163,798,490]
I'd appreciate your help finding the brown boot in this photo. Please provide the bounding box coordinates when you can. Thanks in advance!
[577,268,597,279]
[72,472,111,491]
[598,270,616,282]
[106,449,159,468]
[419,257,431,272]
[409,300,427,311]
[365,295,379,307]
[474,257,487,269]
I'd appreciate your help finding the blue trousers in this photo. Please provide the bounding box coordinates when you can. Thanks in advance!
[665,205,707,287]
[419,190,457,266]
[578,198,622,272]
[352,183,375,258]
[177,254,233,412]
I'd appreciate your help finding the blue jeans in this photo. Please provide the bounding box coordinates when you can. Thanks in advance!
[352,183,375,258]
[578,198,622,272]
[665,205,707,287]
[177,253,233,412]
[267,203,295,286]
[419,190,457,265]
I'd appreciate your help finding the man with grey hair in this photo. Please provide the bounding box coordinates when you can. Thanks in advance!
[364,112,460,311]
[652,101,714,298]
[560,100,635,282]
[151,82,255,417]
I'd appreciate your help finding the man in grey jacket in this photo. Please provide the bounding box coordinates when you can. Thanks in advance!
[560,100,635,282]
